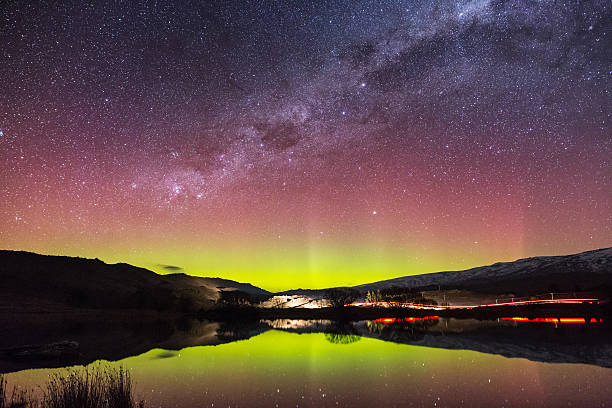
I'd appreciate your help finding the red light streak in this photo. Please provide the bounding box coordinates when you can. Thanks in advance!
[350,297,604,310]
[372,316,439,324]
[502,317,603,324]
[372,318,397,323]
[371,316,602,325]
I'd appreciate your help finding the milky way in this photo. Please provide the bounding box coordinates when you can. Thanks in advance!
[1,0,610,290]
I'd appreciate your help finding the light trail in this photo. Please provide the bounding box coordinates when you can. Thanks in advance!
[502,317,603,324]
[348,297,604,310]
[370,316,603,324]
[371,316,440,323]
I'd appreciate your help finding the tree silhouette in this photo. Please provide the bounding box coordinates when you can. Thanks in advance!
[324,333,361,344]
[326,288,360,308]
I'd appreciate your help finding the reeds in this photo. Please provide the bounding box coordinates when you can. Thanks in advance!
[0,366,144,408]
[0,374,34,408]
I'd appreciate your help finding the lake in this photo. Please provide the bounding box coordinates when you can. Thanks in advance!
[3,317,612,407]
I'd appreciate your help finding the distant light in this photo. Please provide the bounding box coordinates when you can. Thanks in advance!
[372,210,377,215]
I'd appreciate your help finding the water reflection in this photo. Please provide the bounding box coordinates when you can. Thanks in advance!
[2,315,611,374]
[3,319,612,408]
[501,317,603,323]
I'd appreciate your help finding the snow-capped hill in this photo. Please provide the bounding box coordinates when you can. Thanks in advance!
[354,247,612,295]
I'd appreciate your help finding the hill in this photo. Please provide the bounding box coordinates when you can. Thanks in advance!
[1,247,610,313]
[0,250,270,313]
[354,247,612,296]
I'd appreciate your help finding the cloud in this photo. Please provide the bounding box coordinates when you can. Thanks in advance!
[157,264,183,272]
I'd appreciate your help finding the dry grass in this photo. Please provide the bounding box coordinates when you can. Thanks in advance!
[0,366,144,408]
[0,374,34,408]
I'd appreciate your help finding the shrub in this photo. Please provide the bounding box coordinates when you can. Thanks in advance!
[0,366,144,408]
[0,374,34,408]
[326,288,360,308]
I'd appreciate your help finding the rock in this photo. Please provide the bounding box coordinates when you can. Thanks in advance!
[2,341,79,360]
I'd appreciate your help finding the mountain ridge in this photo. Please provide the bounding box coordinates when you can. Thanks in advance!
[353,247,612,295]
[1,247,610,312]
[0,250,270,313]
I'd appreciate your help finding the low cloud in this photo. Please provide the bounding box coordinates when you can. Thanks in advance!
[157,264,183,272]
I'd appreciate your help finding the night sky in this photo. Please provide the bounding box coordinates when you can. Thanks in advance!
[1,0,610,290]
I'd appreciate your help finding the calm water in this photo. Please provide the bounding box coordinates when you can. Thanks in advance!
[4,318,612,407]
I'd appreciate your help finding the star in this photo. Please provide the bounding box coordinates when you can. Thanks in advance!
[0,0,608,291]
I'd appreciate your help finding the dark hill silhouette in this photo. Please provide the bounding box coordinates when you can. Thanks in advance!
[0,250,270,313]
[1,247,611,313]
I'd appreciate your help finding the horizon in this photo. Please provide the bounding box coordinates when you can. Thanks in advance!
[4,245,609,292]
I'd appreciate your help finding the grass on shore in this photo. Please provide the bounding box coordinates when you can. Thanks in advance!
[0,365,144,408]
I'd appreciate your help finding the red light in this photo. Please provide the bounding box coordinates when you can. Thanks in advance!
[559,318,586,323]
[372,316,439,324]
[533,318,559,323]
[372,318,397,323]
[502,317,597,324]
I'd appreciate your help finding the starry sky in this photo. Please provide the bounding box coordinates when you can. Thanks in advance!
[1,0,610,291]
